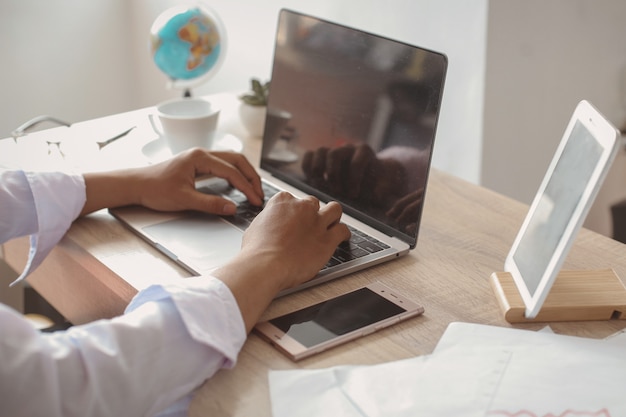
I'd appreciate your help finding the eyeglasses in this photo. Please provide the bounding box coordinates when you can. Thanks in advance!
[11,115,71,141]
[11,115,71,156]
[11,115,135,157]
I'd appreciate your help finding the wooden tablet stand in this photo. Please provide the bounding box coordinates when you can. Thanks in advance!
[490,269,626,323]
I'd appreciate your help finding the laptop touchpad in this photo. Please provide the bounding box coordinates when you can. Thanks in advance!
[143,214,243,273]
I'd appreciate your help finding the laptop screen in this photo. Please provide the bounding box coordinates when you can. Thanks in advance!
[262,9,447,247]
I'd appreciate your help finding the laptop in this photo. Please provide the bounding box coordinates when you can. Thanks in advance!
[109,9,447,295]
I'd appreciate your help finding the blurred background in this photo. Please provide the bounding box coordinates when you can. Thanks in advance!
[2,0,626,239]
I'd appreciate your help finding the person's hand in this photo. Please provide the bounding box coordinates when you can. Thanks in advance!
[81,148,264,216]
[241,192,350,289]
[133,148,263,214]
[212,192,350,332]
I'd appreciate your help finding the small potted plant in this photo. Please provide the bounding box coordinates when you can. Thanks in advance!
[239,78,269,137]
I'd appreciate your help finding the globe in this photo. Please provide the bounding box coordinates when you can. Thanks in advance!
[150,4,226,90]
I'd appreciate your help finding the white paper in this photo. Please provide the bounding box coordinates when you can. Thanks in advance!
[605,328,626,347]
[437,323,626,416]
[269,348,509,417]
[269,323,626,417]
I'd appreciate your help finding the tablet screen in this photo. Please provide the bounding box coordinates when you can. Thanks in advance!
[512,120,603,298]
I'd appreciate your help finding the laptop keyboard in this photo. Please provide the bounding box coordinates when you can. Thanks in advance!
[198,181,390,270]
[323,225,390,270]
[230,182,280,228]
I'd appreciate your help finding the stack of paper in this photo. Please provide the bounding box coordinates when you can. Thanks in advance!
[269,323,626,417]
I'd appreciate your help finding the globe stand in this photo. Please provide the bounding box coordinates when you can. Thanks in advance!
[183,89,192,98]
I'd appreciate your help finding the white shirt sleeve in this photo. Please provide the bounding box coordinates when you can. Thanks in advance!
[0,169,86,285]
[0,277,246,417]
[0,170,248,416]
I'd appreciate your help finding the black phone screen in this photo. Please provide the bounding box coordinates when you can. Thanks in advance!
[269,287,406,348]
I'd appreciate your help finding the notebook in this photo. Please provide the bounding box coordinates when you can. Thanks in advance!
[109,9,448,295]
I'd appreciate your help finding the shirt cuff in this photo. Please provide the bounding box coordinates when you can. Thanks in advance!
[126,276,247,368]
[11,172,85,286]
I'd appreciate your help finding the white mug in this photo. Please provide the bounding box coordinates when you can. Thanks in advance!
[149,98,220,154]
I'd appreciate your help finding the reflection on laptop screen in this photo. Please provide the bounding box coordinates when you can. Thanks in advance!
[262,9,447,247]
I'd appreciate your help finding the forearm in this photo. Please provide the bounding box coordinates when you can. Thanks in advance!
[81,168,143,215]
[212,250,287,333]
[211,194,350,333]
[81,149,266,217]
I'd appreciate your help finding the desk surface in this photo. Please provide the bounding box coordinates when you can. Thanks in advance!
[3,93,626,416]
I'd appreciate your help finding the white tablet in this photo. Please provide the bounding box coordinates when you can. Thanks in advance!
[504,100,620,319]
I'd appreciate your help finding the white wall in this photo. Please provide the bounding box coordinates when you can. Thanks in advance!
[0,1,137,135]
[5,0,626,238]
[131,0,488,184]
[483,0,626,236]
[0,0,487,187]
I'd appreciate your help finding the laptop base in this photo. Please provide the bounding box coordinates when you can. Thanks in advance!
[490,269,626,323]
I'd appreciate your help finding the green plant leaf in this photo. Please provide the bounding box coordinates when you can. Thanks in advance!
[240,78,270,106]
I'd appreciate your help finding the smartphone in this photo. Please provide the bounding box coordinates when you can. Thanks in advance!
[254,281,424,361]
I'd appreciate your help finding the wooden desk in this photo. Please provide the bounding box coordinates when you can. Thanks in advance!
[2,93,626,416]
